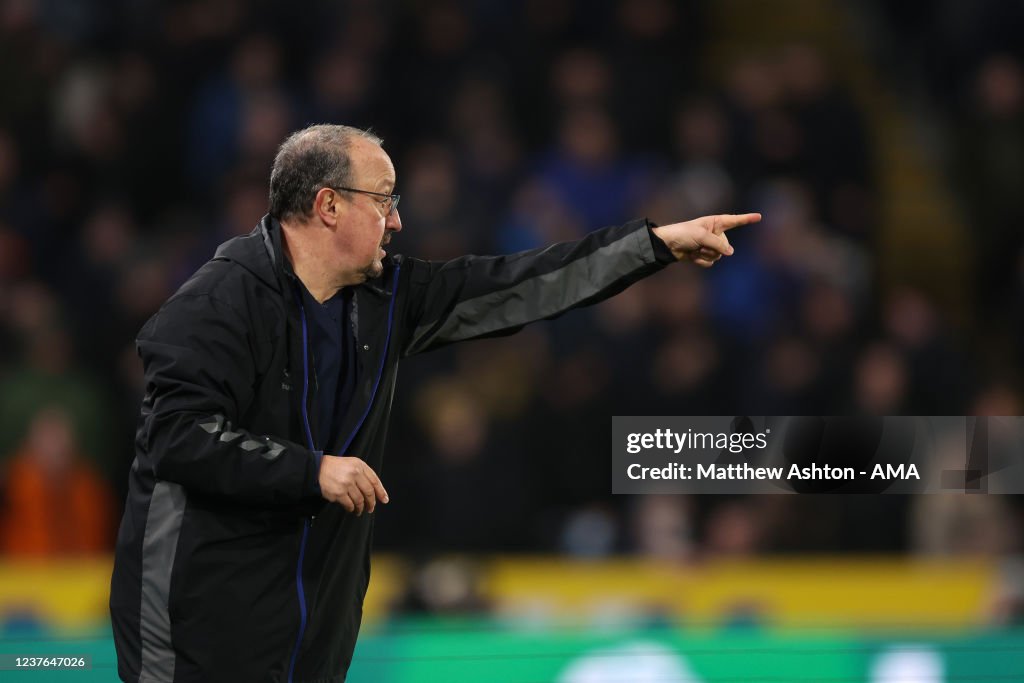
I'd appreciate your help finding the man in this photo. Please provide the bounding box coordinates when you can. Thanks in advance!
[110,124,760,682]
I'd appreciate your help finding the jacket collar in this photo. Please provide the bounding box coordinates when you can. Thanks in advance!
[213,214,289,293]
[214,213,398,298]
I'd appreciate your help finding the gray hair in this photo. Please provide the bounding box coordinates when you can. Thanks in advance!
[268,124,383,221]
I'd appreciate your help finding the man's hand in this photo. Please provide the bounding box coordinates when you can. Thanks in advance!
[652,213,762,267]
[318,455,389,515]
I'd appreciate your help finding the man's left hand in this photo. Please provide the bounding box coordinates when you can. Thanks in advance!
[652,213,762,267]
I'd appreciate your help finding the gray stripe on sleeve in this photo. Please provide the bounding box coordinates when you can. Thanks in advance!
[198,414,224,434]
[263,441,285,460]
[409,229,651,353]
[140,480,187,682]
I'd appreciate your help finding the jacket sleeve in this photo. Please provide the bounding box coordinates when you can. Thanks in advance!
[399,218,670,357]
[137,292,322,504]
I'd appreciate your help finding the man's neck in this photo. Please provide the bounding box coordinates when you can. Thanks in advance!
[280,219,342,303]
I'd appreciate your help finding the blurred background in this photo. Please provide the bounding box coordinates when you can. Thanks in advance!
[1,0,1024,680]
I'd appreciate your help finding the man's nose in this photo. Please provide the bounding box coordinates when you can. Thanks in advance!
[386,207,402,232]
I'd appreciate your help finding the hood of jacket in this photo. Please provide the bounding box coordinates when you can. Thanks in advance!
[213,214,289,294]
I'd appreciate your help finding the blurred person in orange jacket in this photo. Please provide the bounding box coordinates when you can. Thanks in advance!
[0,406,113,555]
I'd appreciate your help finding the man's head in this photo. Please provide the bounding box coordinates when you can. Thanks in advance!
[269,124,402,286]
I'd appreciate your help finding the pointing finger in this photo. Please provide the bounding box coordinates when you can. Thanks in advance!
[715,213,762,232]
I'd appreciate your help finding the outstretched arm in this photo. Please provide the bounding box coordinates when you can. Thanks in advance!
[399,214,761,356]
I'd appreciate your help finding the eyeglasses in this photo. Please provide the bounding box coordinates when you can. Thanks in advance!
[331,186,401,217]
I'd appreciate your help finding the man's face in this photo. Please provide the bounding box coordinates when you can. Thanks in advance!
[333,138,402,282]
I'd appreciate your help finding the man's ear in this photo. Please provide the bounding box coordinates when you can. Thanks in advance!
[314,187,341,226]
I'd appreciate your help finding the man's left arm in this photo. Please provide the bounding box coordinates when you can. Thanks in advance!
[399,213,760,356]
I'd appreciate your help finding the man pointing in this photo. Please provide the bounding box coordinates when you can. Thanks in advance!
[110,124,759,683]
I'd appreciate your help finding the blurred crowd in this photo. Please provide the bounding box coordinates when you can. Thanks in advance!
[0,0,1022,566]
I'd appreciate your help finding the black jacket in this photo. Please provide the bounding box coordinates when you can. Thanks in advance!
[110,214,671,683]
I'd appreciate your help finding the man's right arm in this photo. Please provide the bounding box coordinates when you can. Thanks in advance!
[137,293,322,505]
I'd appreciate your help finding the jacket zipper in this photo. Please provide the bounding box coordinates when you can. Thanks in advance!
[288,288,315,683]
[285,265,400,683]
[337,266,401,456]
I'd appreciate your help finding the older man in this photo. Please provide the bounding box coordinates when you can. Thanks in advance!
[110,124,759,683]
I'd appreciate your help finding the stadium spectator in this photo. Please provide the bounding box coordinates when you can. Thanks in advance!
[0,406,113,556]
